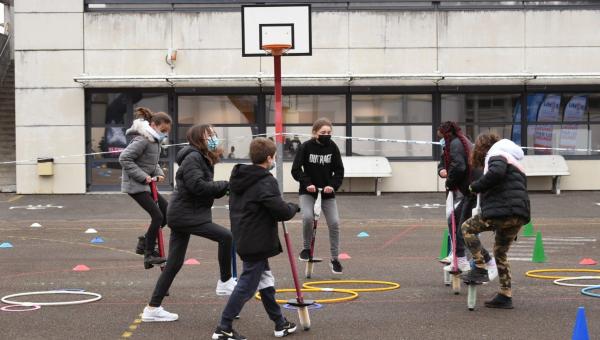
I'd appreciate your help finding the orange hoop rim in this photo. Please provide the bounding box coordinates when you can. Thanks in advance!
[262,44,292,56]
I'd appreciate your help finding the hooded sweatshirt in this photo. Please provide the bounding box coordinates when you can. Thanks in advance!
[166,146,229,228]
[119,119,165,194]
[470,139,530,221]
[291,138,344,199]
[229,164,299,262]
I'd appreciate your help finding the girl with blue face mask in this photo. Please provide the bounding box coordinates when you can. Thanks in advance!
[119,107,172,270]
[141,124,236,323]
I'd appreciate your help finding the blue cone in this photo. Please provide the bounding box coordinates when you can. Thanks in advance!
[357,232,369,238]
[0,242,13,248]
[572,306,590,340]
[90,237,104,244]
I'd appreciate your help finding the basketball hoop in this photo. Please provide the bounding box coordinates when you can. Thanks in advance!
[262,44,292,56]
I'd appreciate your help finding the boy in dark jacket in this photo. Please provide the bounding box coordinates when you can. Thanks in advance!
[213,138,299,340]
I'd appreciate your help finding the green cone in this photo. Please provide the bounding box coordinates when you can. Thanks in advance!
[438,229,449,259]
[522,221,535,237]
[532,231,547,263]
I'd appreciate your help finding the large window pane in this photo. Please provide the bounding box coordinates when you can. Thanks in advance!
[90,93,128,125]
[352,94,432,123]
[178,96,257,125]
[134,93,168,114]
[526,124,594,156]
[267,95,346,124]
[442,94,520,124]
[90,127,128,159]
[352,126,431,157]
[267,126,346,159]
[91,162,122,186]
[178,125,256,161]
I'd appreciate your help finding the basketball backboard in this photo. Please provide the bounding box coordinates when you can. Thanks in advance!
[241,4,312,57]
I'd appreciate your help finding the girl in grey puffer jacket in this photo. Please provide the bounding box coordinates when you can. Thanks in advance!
[119,107,172,269]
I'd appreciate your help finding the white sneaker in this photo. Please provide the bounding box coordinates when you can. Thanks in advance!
[443,257,471,273]
[216,277,237,296]
[487,258,498,282]
[439,254,453,265]
[142,306,178,322]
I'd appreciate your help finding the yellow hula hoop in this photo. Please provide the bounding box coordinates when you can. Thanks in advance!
[254,288,359,304]
[302,280,400,292]
[525,269,600,280]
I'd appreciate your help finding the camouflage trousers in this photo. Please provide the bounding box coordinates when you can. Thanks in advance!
[461,215,526,297]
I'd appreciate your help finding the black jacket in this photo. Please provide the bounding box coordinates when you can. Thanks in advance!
[438,137,470,195]
[229,164,299,262]
[291,139,344,200]
[470,156,530,221]
[167,146,229,228]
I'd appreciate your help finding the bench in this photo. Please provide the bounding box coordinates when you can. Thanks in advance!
[342,156,392,196]
[520,155,570,195]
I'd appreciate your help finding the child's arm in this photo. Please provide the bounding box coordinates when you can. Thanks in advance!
[330,143,344,192]
[181,155,229,198]
[260,178,299,222]
[291,143,312,189]
[119,138,150,183]
[470,156,508,193]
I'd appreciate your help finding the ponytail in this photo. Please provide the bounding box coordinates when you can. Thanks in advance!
[134,107,172,126]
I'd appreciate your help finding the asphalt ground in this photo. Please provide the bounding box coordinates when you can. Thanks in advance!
[0,191,599,339]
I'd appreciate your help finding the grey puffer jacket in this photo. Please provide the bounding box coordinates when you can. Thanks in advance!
[119,119,165,194]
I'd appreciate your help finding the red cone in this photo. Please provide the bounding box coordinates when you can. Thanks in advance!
[72,264,90,271]
[184,258,200,265]
[579,258,598,265]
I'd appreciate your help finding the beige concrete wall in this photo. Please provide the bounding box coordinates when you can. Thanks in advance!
[14,1,85,194]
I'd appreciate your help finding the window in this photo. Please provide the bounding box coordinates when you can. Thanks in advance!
[441,93,521,142]
[352,94,433,157]
[177,95,259,161]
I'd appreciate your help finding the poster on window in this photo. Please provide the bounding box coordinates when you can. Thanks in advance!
[534,94,561,154]
[511,93,546,145]
[559,95,587,154]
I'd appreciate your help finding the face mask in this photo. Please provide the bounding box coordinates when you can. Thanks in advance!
[318,134,331,144]
[207,136,220,151]
[158,132,168,143]
[268,160,276,171]
[439,138,445,148]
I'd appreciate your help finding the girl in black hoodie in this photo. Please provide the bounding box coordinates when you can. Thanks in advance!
[141,124,235,322]
[291,118,345,274]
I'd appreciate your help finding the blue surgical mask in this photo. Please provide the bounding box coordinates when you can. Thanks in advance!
[207,136,220,151]
[439,138,445,148]
[268,160,276,171]
[158,133,168,143]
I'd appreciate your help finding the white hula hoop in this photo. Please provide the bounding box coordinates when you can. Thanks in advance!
[553,276,600,288]
[1,304,41,312]
[1,290,102,306]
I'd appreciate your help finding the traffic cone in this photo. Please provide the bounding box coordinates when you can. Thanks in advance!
[438,229,449,259]
[73,264,90,272]
[357,232,369,238]
[0,242,13,248]
[90,236,104,244]
[184,258,200,265]
[572,307,590,340]
[532,231,546,263]
[338,253,351,260]
[522,221,535,237]
[579,258,598,265]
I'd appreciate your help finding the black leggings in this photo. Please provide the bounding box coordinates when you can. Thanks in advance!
[129,191,168,252]
[149,222,233,307]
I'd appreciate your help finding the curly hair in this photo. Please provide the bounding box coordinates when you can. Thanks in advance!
[470,133,501,169]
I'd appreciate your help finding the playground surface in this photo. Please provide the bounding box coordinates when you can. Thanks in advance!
[0,191,598,339]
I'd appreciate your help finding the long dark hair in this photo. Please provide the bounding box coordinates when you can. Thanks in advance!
[438,121,472,186]
[186,124,223,165]
[470,133,501,169]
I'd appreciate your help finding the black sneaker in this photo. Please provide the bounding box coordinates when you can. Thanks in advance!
[274,319,297,338]
[330,259,343,275]
[211,326,246,340]
[136,236,145,255]
[461,267,489,283]
[484,293,513,309]
[299,249,310,262]
[144,251,166,270]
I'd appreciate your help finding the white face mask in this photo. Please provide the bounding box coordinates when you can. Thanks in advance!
[268,160,276,171]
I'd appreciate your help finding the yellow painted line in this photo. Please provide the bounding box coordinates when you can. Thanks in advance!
[129,325,138,331]
[121,331,132,338]
[120,313,144,338]
[133,319,142,324]
[7,195,23,203]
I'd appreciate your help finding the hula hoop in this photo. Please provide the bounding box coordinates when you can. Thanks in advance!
[254,288,358,304]
[283,303,323,311]
[1,290,102,306]
[553,276,600,288]
[1,304,41,312]
[581,285,600,298]
[303,280,400,292]
[525,269,600,280]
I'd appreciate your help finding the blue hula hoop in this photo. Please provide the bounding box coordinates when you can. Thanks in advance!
[581,285,600,298]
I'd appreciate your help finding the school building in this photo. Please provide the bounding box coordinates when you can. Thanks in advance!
[5,0,600,193]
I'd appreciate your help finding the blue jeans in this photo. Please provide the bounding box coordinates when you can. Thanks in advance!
[219,259,285,331]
